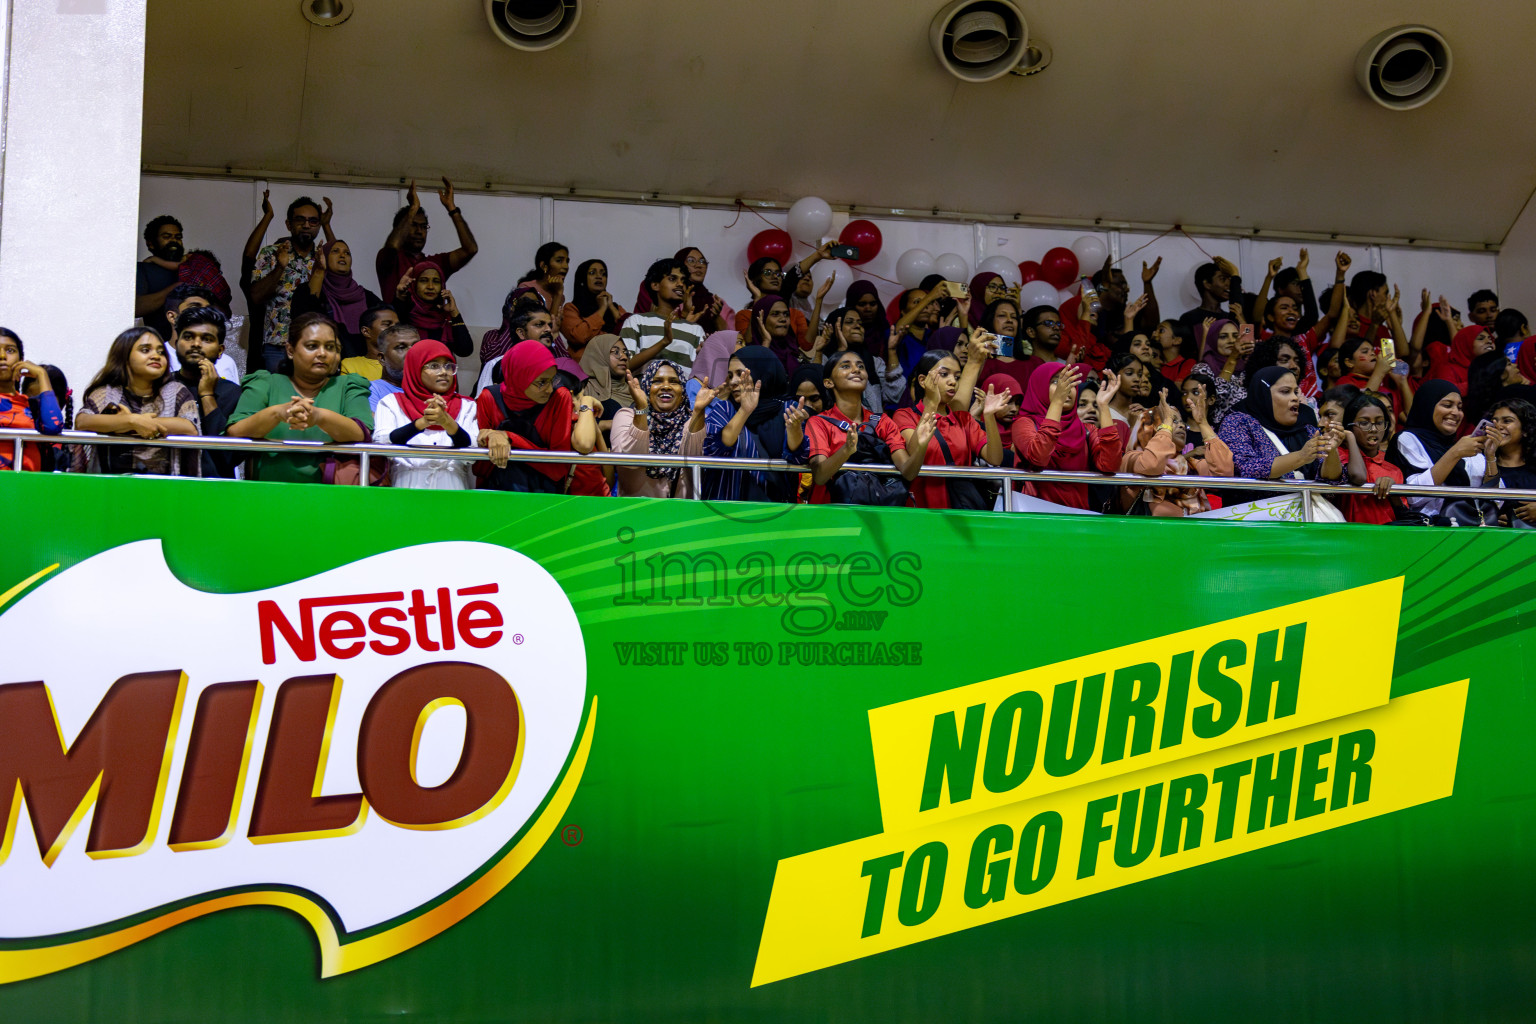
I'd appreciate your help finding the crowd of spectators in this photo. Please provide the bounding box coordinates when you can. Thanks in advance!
[4,180,1534,527]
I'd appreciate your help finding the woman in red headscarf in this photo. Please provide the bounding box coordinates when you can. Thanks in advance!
[1012,361,1124,509]
[372,339,479,489]
[1428,324,1496,392]
[475,339,598,492]
[393,259,473,355]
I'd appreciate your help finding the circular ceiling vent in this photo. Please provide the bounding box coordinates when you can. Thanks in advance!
[300,0,353,28]
[1355,25,1452,110]
[485,0,581,51]
[930,0,1029,83]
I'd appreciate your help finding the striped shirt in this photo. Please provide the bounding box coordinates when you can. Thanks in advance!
[618,313,706,374]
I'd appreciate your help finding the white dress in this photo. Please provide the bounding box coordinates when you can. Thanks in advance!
[1395,432,1493,514]
[373,393,480,490]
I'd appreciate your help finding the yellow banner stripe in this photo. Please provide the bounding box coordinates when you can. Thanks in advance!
[755,682,1463,987]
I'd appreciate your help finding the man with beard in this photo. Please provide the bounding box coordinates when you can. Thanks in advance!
[135,215,187,338]
[376,177,479,299]
[172,305,242,478]
[250,197,324,372]
[474,299,561,396]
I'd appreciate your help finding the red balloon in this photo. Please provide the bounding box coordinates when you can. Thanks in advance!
[1040,247,1079,289]
[1017,260,1042,284]
[838,219,883,265]
[748,229,792,266]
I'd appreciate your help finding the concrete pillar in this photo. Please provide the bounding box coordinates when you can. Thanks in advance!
[0,0,147,395]
[1498,190,1536,319]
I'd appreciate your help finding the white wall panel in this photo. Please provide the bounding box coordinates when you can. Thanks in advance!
[134,176,1506,382]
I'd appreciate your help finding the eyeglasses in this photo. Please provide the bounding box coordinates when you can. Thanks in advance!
[291,216,321,226]
[685,257,709,267]
[1036,319,1063,329]
[761,269,783,278]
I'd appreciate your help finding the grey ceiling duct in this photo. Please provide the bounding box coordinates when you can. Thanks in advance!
[930,0,1028,83]
[485,0,582,52]
[1356,25,1452,110]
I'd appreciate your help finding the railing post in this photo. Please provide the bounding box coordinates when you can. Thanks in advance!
[11,437,21,471]
[691,464,702,496]
[999,477,1012,512]
[359,451,371,487]
[1300,490,1313,522]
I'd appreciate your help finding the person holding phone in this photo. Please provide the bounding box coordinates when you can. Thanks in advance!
[1387,380,1498,518]
[1217,367,1343,499]
[0,328,64,471]
[392,260,473,356]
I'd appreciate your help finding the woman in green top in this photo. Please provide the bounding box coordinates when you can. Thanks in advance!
[228,311,373,482]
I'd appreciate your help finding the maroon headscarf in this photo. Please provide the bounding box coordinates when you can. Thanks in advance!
[402,260,452,343]
[752,295,798,376]
[967,272,1002,327]
[1021,360,1091,457]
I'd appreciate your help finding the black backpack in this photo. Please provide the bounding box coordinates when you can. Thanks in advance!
[931,427,999,511]
[483,388,566,494]
[818,412,909,506]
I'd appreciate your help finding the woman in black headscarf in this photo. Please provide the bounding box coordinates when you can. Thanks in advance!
[700,345,804,502]
[1388,378,1499,517]
[1216,366,1342,498]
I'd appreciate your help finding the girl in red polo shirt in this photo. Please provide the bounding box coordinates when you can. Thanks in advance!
[1340,391,1403,523]
[803,350,933,504]
[892,349,1009,509]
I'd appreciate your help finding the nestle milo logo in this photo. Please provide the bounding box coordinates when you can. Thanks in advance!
[0,541,591,983]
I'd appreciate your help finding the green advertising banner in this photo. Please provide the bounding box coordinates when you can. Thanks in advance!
[0,473,1530,1023]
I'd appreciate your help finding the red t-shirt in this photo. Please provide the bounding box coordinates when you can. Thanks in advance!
[1339,448,1404,524]
[805,407,907,505]
[891,407,989,509]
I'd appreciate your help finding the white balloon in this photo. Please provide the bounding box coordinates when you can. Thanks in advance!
[786,197,833,244]
[1057,286,1080,308]
[1070,235,1108,274]
[934,252,970,283]
[1018,280,1059,310]
[978,255,1023,287]
[895,248,936,289]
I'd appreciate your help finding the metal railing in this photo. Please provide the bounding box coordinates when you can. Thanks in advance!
[3,428,1528,524]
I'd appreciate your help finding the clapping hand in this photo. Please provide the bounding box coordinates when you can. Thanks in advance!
[980,384,1009,419]
[1141,256,1161,284]
[1097,371,1121,407]
[816,272,836,302]
[623,369,649,411]
[1048,365,1083,407]
[692,375,720,414]
[738,379,762,419]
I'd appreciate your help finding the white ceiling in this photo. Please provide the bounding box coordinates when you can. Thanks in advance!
[142,0,1536,246]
